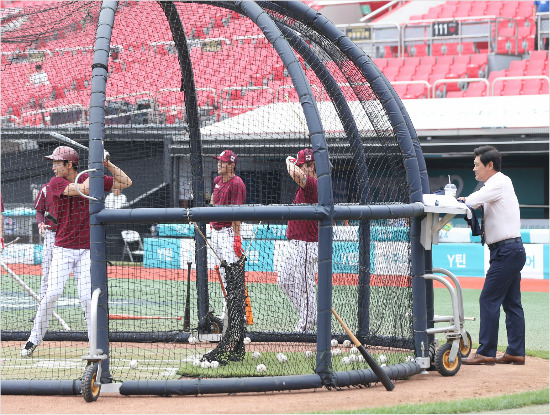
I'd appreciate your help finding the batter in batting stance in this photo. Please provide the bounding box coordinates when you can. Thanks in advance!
[34,182,57,302]
[21,146,132,357]
[210,150,246,318]
[278,149,318,333]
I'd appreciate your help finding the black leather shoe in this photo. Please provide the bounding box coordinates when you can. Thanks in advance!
[495,353,525,365]
[462,353,496,365]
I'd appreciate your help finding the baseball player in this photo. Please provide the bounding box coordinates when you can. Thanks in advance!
[278,148,318,333]
[34,182,57,301]
[210,150,246,318]
[21,146,132,357]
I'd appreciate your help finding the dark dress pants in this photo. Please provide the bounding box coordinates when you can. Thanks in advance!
[477,241,526,357]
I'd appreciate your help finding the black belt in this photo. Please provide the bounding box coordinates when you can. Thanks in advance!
[488,237,522,250]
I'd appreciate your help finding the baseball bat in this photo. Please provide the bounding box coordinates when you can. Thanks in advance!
[331,307,395,391]
[183,261,191,331]
[215,264,253,325]
[49,132,88,151]
[0,261,71,330]
[45,211,57,225]
[4,237,21,247]
[109,314,182,321]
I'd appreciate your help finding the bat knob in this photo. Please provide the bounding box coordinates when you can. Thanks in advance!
[103,150,110,162]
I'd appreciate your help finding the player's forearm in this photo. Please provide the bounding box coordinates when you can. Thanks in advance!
[64,179,90,196]
[232,221,241,237]
[36,211,45,224]
[105,161,132,189]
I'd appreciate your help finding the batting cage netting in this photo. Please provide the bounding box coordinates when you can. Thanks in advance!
[1,1,431,397]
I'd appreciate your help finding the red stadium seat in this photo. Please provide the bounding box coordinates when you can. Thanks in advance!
[508,60,527,76]
[445,90,465,98]
[391,83,408,98]
[443,73,461,92]
[464,81,487,97]
[541,81,549,94]
[406,83,428,99]
[453,55,470,66]
[501,79,522,96]
[455,3,471,17]
[459,42,476,55]
[525,59,546,75]
[413,66,431,81]
[407,44,428,57]
[521,79,543,95]
[382,65,399,82]
[396,65,416,81]
[529,50,549,61]
[373,58,387,71]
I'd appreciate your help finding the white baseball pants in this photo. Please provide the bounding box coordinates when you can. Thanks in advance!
[28,246,92,345]
[210,226,239,319]
[39,229,55,300]
[277,239,318,332]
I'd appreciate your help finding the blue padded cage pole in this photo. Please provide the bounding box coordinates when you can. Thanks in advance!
[158,0,210,333]
[236,0,335,386]
[89,0,118,383]
[270,20,373,344]
[274,0,427,358]
[374,68,434,350]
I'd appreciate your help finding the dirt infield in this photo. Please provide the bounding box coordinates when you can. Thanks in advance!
[2,354,548,414]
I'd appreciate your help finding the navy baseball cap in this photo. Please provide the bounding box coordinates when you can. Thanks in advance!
[296,148,314,166]
[214,150,237,164]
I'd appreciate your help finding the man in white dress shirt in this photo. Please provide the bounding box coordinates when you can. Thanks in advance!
[458,146,526,366]
[105,188,128,209]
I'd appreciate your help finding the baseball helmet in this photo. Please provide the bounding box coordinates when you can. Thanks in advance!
[213,149,237,164]
[44,146,79,165]
[296,148,314,166]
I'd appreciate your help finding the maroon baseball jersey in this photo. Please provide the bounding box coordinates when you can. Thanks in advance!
[211,175,246,229]
[286,176,318,242]
[49,173,114,249]
[34,183,58,232]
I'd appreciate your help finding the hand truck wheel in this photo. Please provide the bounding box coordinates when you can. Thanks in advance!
[435,342,461,377]
[459,331,472,358]
[82,362,101,402]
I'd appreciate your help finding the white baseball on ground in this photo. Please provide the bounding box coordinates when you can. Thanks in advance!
[342,340,352,348]
[129,360,139,369]
[341,357,350,365]
[243,337,251,345]
[211,361,220,369]
[200,360,211,369]
[330,339,338,347]
[276,352,288,363]
[256,364,267,373]
[378,354,387,364]
[188,336,197,344]
[357,355,365,362]
[305,350,314,358]
[349,347,359,354]
[252,351,261,359]
[406,355,415,362]
[348,354,357,363]
[192,359,201,367]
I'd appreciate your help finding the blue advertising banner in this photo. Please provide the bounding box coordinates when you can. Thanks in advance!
[432,243,485,277]
[143,238,181,269]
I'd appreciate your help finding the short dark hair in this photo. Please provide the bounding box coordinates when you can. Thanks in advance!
[35,64,42,71]
[473,145,501,171]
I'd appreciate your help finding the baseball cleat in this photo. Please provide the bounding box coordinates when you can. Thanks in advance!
[21,341,37,357]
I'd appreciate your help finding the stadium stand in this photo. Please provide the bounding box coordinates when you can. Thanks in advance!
[1,0,548,127]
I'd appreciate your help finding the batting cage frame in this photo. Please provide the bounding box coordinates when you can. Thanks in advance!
[0,0,453,400]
